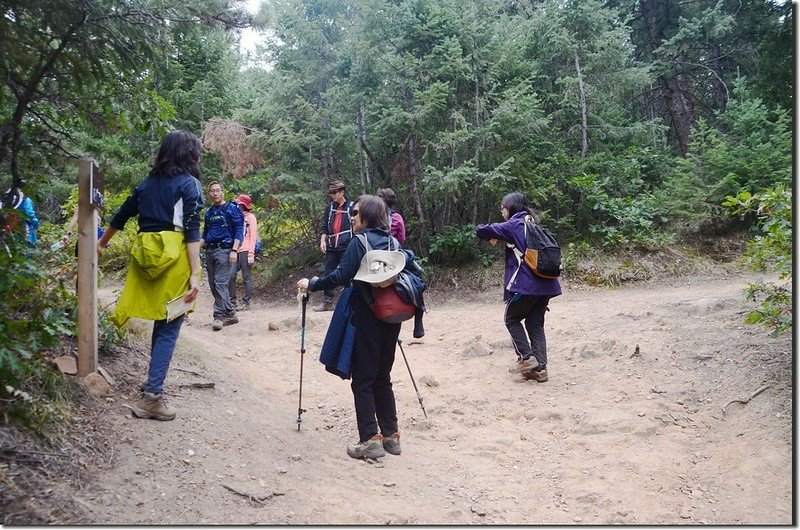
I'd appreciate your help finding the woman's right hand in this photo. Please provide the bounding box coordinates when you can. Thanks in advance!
[296,278,309,292]
[184,274,200,303]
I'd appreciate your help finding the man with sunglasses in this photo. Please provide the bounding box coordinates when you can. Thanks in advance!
[316,180,355,311]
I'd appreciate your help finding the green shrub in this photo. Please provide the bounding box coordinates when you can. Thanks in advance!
[0,220,80,433]
[723,184,792,335]
[429,224,483,266]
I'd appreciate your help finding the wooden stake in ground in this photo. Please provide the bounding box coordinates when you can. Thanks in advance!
[76,158,102,377]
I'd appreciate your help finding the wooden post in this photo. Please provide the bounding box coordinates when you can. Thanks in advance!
[77,158,99,377]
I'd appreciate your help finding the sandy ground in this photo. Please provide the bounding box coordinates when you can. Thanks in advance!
[65,271,791,524]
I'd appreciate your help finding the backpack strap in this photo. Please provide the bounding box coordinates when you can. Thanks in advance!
[505,215,533,291]
[357,232,371,253]
[506,243,523,291]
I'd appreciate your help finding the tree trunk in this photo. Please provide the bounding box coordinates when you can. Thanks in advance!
[407,134,427,248]
[574,50,588,159]
[638,0,695,155]
[660,56,694,155]
[471,67,481,226]
[356,103,370,193]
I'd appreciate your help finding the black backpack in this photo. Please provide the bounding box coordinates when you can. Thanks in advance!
[511,215,562,279]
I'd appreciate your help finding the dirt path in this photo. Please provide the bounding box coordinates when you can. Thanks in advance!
[73,272,790,524]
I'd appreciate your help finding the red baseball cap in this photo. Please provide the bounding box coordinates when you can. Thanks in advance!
[234,194,253,211]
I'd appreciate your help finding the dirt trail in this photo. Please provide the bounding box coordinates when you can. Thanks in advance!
[72,272,790,524]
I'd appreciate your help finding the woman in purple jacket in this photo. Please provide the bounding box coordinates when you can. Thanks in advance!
[475,192,561,382]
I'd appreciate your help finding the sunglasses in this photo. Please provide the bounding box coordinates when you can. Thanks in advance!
[329,189,343,196]
[351,209,359,216]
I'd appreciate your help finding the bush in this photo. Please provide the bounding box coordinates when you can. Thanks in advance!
[429,224,484,266]
[0,218,80,433]
[723,184,792,335]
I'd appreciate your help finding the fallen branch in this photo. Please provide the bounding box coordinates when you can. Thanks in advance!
[178,382,215,389]
[221,483,273,505]
[722,384,771,415]
[174,368,205,378]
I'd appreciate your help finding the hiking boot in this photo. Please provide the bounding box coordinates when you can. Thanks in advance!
[222,314,239,326]
[523,368,548,382]
[212,319,223,331]
[508,356,539,373]
[346,434,385,459]
[313,301,334,312]
[383,432,401,455]
[131,392,176,421]
[239,302,250,311]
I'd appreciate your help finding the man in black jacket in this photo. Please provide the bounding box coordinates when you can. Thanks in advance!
[316,180,355,311]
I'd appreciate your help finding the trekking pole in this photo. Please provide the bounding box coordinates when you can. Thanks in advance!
[397,338,428,419]
[296,292,308,430]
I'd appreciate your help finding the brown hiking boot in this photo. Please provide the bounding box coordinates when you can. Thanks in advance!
[347,434,385,459]
[313,301,334,312]
[508,356,539,373]
[132,392,176,421]
[383,432,401,455]
[523,368,548,382]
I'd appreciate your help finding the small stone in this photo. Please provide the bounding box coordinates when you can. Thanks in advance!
[97,366,116,386]
[470,506,486,516]
[383,482,396,487]
[53,355,78,375]
[268,322,280,331]
[290,454,302,461]
[419,375,439,387]
[79,372,112,396]
[638,412,646,417]
[187,450,195,457]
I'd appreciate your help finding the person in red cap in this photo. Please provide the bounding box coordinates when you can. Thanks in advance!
[229,194,258,310]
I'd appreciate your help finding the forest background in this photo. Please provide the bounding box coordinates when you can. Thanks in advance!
[0,0,792,452]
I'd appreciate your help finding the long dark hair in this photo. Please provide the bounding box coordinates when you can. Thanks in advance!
[501,191,539,222]
[149,130,202,178]
[355,195,389,230]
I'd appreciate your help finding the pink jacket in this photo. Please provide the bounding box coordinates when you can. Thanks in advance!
[240,211,258,257]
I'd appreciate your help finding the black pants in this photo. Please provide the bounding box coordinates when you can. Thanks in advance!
[322,248,347,302]
[350,296,401,442]
[504,294,551,369]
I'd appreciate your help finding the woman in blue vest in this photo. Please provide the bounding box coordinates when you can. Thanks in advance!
[475,191,561,382]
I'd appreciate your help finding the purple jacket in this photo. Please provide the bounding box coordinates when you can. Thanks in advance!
[476,211,562,301]
[390,210,406,244]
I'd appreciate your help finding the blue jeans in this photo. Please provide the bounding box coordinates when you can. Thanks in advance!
[206,247,235,319]
[145,315,184,394]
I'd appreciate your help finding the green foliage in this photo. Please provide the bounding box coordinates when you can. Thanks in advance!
[723,185,792,335]
[656,81,791,234]
[561,170,668,249]
[0,222,80,433]
[429,224,483,266]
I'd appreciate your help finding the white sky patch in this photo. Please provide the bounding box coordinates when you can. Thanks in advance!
[240,0,265,54]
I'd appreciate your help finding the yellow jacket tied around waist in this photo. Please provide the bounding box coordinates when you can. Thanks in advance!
[112,231,195,327]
